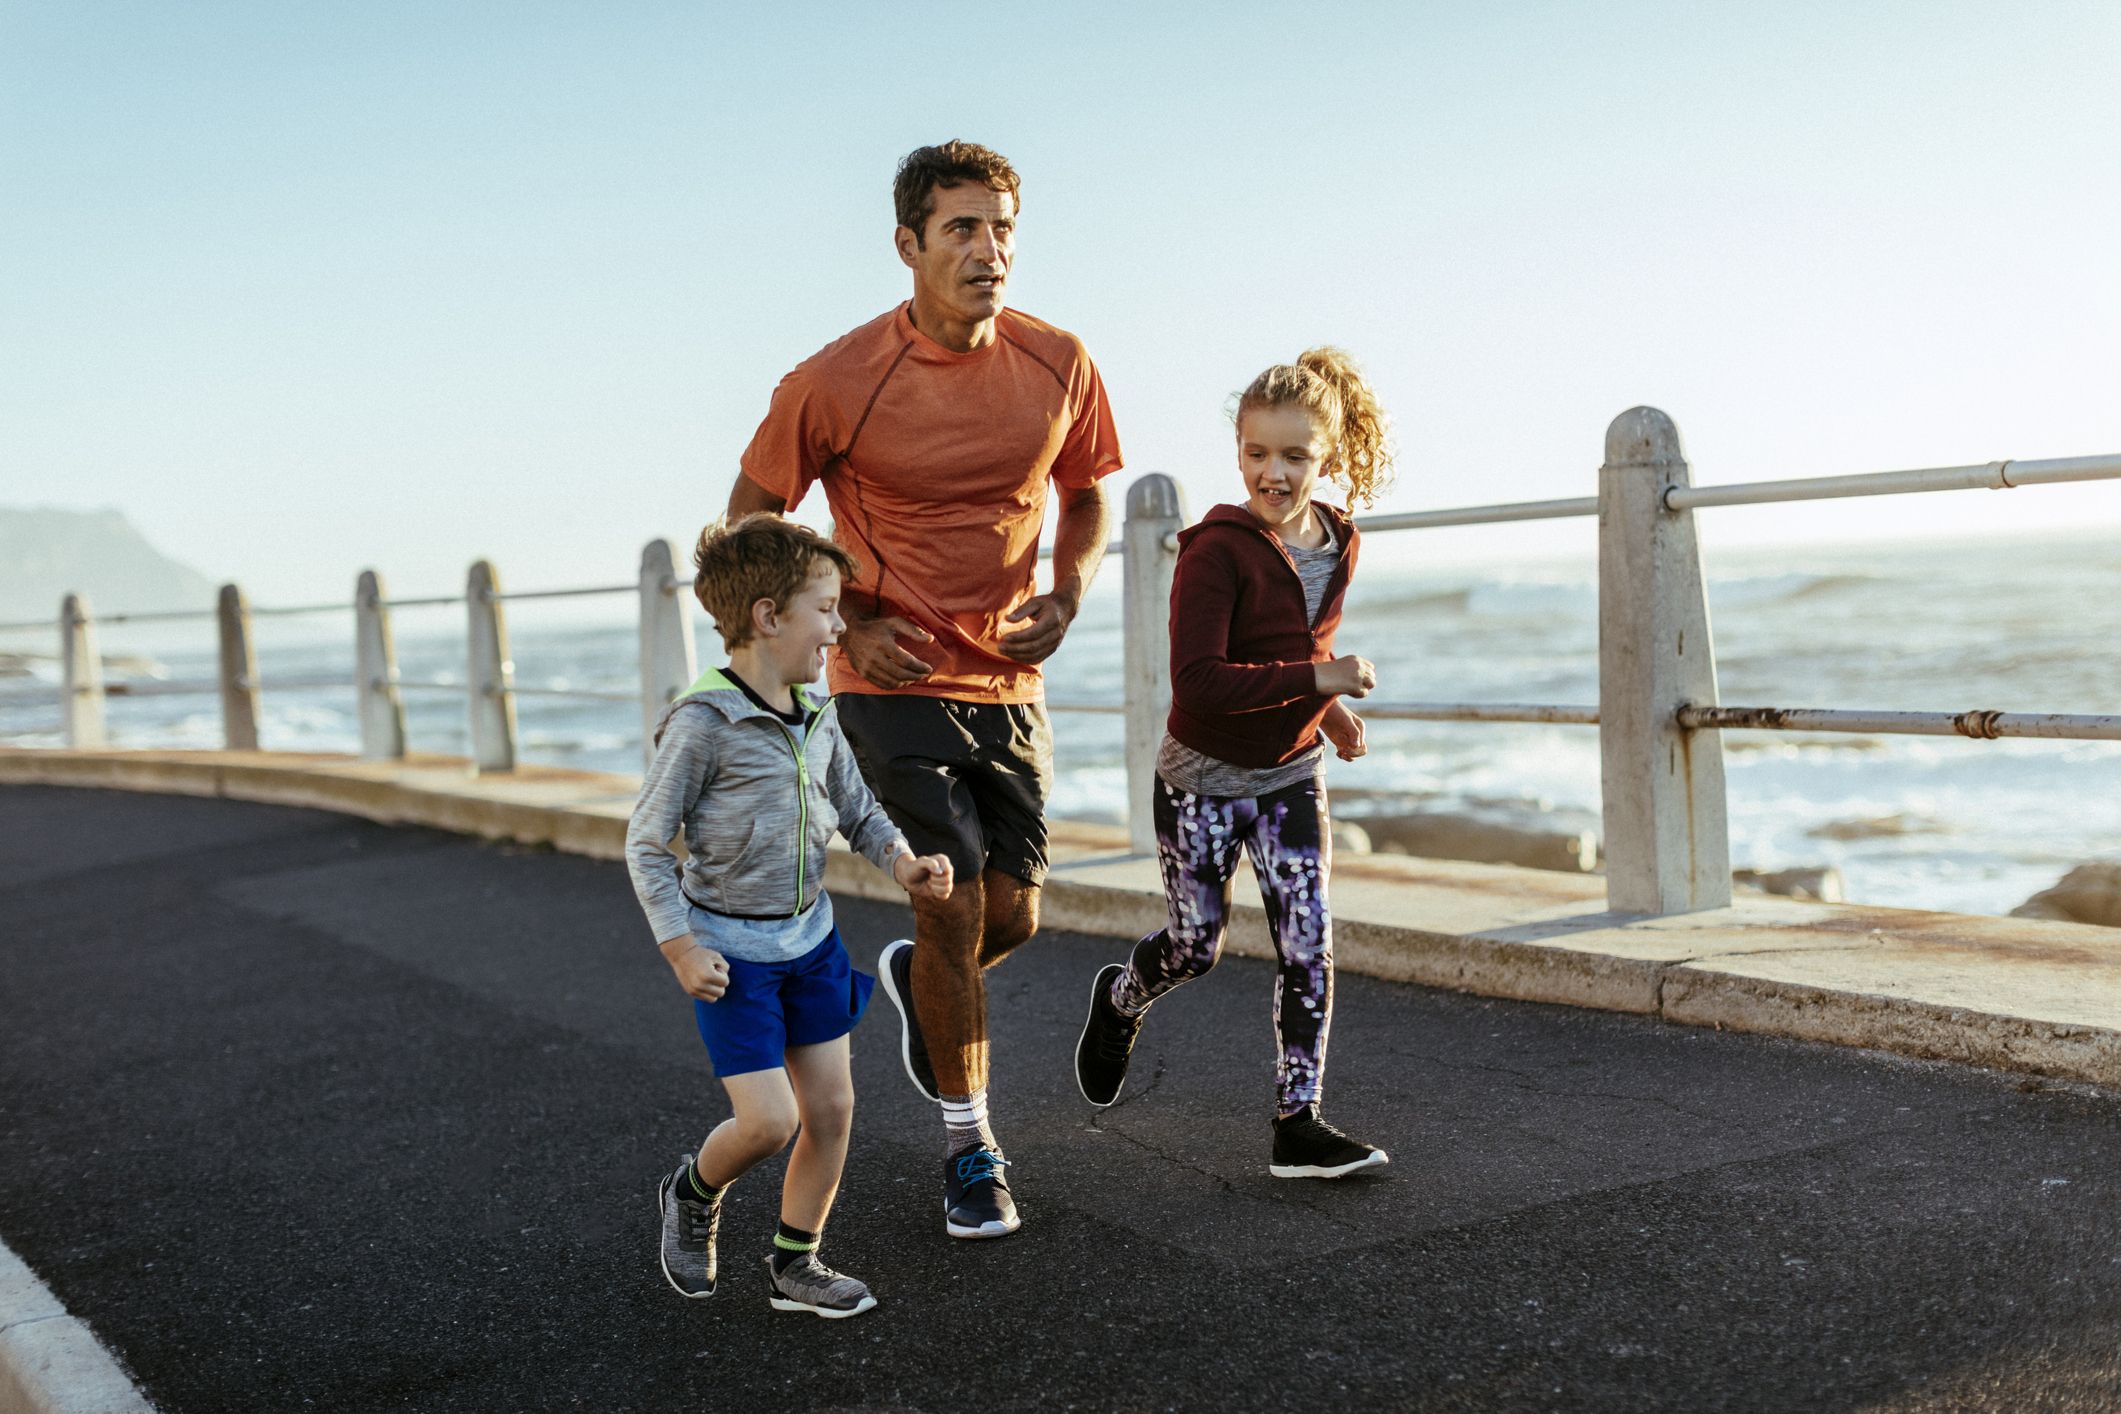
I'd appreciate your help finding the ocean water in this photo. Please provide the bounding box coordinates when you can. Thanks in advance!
[3,532,2115,918]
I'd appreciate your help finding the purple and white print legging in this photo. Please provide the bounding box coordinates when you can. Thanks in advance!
[1112,774,1334,1116]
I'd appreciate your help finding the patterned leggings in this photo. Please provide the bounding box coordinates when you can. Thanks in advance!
[1112,775,1335,1116]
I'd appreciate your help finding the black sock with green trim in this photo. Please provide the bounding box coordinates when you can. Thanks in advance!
[685,1162,723,1206]
[770,1221,819,1274]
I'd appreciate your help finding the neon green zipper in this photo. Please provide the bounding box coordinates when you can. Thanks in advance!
[778,717,811,914]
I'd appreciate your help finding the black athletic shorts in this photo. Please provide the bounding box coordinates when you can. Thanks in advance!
[834,694,1053,889]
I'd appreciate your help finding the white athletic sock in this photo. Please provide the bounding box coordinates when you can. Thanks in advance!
[940,1088,997,1155]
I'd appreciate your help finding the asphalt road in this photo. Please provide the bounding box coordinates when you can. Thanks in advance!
[2,785,2118,1413]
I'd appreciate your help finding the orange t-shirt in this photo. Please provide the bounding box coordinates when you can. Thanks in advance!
[739,304,1124,702]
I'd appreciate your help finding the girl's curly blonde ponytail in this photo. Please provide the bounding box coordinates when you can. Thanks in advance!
[1235,346,1396,507]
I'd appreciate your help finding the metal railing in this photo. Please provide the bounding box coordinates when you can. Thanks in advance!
[1095,411,2118,906]
[28,545,696,773]
[14,406,2119,916]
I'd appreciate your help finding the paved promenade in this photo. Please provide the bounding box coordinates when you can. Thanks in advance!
[7,748,2118,1094]
[3,785,2119,1411]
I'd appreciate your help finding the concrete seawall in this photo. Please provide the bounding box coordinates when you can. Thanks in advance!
[4,746,2117,1091]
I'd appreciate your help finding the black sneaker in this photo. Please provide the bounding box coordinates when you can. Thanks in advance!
[878,939,941,1103]
[656,1157,721,1297]
[1270,1105,1389,1179]
[943,1145,1019,1239]
[1075,963,1144,1108]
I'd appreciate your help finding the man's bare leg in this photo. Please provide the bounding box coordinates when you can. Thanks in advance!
[977,869,1039,968]
[911,868,1044,1090]
[908,871,1025,1237]
[911,875,989,1095]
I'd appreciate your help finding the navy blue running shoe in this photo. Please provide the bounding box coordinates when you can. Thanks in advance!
[943,1145,1019,1239]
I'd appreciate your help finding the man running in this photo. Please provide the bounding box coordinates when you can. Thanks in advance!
[726,141,1122,1239]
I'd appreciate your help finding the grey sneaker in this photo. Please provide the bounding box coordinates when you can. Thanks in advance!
[764,1252,878,1319]
[656,1157,720,1298]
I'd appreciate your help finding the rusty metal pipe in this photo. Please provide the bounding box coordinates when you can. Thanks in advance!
[1677,704,2121,741]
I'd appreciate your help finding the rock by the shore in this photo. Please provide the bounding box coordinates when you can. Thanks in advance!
[0,650,163,679]
[1733,866,1847,903]
[1358,810,1598,873]
[1807,813,1949,842]
[1330,820,1372,856]
[2010,862,2121,928]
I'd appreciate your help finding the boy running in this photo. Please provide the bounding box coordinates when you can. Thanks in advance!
[628,514,952,1317]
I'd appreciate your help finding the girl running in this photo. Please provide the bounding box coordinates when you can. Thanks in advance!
[1073,347,1394,1178]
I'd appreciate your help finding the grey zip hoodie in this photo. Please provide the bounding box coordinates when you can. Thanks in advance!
[626,667,907,950]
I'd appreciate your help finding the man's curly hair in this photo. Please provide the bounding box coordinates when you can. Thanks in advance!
[893,140,1020,247]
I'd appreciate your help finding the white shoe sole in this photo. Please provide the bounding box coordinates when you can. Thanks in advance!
[655,1175,717,1299]
[944,1212,1022,1240]
[1074,963,1128,1109]
[1270,1150,1390,1180]
[769,1293,879,1319]
[877,939,941,1104]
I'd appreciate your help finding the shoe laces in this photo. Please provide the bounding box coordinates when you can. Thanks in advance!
[782,1251,842,1284]
[1094,1016,1140,1061]
[953,1149,1010,1185]
[1095,987,1143,1056]
[1278,1107,1343,1140]
[677,1199,717,1245]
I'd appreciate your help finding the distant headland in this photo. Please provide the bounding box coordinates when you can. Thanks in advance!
[0,507,216,622]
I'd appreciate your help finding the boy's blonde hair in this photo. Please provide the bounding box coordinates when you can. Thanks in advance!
[692,513,857,649]
[1234,347,1396,508]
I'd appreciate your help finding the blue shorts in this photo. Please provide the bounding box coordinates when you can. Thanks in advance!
[693,926,875,1078]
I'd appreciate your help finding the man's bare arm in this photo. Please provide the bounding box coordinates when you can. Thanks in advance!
[726,473,787,519]
[999,480,1113,663]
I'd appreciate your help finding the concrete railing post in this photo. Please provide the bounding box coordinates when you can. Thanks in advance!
[355,570,408,761]
[61,593,107,748]
[1122,473,1187,854]
[1597,407,1731,913]
[637,538,698,771]
[465,559,518,773]
[217,583,261,751]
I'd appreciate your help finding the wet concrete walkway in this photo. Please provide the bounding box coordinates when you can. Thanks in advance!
[3,786,2118,1411]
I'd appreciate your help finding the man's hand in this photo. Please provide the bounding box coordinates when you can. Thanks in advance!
[997,591,1077,664]
[891,849,955,901]
[839,615,936,689]
[1003,481,1106,666]
[659,935,730,1002]
[1321,699,1367,761]
[1314,654,1377,698]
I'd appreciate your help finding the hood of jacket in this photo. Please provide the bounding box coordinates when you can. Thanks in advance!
[652,667,824,747]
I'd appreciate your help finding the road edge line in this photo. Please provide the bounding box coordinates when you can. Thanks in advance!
[0,1239,154,1414]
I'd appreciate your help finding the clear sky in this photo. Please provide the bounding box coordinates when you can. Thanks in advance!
[3,1,2117,604]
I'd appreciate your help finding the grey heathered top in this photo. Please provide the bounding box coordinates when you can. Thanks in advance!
[626,668,908,962]
[1157,523,1338,799]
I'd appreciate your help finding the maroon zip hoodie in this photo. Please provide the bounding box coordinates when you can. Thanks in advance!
[1165,501,1360,769]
